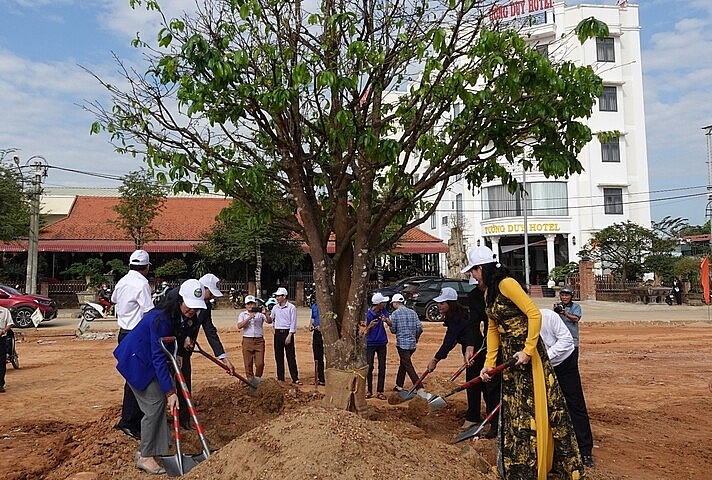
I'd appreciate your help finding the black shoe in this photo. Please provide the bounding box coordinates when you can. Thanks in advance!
[0,386,5,393]
[114,423,140,440]
[483,427,498,439]
[318,381,326,386]
[582,455,595,468]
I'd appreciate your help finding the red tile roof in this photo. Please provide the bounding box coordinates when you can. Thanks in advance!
[0,196,447,254]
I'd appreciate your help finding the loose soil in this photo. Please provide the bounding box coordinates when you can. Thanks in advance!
[1,307,711,479]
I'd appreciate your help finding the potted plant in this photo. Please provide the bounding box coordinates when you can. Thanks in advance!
[61,258,107,304]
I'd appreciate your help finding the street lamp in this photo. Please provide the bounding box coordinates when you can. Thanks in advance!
[704,125,712,254]
[12,155,47,295]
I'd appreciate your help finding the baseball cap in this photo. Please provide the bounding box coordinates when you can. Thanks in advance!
[273,287,288,297]
[371,292,389,304]
[560,286,574,295]
[178,279,207,310]
[199,273,223,297]
[433,287,458,302]
[461,246,497,273]
[129,249,150,266]
[391,293,405,304]
[244,295,256,304]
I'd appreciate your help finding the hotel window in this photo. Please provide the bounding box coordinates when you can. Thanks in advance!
[601,138,621,162]
[430,214,436,229]
[599,86,618,112]
[442,216,448,226]
[535,43,549,58]
[482,182,568,220]
[596,37,615,62]
[603,188,623,214]
[455,193,463,226]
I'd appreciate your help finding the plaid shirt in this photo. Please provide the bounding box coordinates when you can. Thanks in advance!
[389,305,422,350]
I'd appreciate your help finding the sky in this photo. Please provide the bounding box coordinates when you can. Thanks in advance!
[1,0,711,224]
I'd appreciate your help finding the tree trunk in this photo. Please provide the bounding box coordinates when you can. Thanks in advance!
[255,246,262,298]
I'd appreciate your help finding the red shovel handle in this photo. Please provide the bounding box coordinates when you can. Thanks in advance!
[456,357,517,392]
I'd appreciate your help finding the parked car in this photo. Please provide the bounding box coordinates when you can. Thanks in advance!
[403,278,475,321]
[0,284,58,328]
[370,275,441,300]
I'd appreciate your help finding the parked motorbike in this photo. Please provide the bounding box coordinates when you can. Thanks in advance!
[152,282,170,306]
[80,301,106,322]
[230,288,245,309]
[5,330,19,369]
[665,290,675,306]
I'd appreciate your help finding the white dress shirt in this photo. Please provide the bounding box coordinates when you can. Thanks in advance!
[111,270,153,330]
[270,301,297,333]
[539,308,575,367]
[238,311,268,338]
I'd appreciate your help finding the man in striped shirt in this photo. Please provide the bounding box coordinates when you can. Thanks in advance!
[389,294,423,392]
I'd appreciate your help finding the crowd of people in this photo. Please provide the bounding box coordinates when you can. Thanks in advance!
[108,245,602,478]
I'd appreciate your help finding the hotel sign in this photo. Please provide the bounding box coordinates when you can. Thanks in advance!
[489,0,553,22]
[484,222,561,235]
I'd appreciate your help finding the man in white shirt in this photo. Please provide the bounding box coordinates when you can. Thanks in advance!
[111,249,153,440]
[270,287,301,384]
[540,308,595,469]
[0,306,14,393]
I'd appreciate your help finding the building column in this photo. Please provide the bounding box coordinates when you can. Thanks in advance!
[489,236,501,259]
[545,234,556,275]
[579,259,596,300]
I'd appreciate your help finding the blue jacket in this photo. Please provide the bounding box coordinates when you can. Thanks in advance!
[365,307,389,347]
[113,307,177,394]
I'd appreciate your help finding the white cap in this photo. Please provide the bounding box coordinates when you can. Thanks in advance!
[129,249,150,266]
[371,292,389,304]
[199,273,223,297]
[391,293,405,304]
[433,287,458,302]
[178,279,207,309]
[273,287,289,297]
[244,295,256,304]
[461,246,497,273]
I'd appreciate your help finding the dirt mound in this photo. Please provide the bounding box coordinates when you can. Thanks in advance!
[183,406,494,480]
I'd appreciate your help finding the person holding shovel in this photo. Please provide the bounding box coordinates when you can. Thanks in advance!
[113,279,207,475]
[465,246,584,480]
[425,287,478,426]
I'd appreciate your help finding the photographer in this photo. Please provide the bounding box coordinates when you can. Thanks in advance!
[555,286,583,363]
[237,295,272,380]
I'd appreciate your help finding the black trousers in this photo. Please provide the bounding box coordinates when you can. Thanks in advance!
[366,344,387,394]
[0,334,7,388]
[465,345,501,424]
[117,328,143,431]
[554,348,594,457]
[274,330,299,382]
[395,347,419,388]
[312,330,325,383]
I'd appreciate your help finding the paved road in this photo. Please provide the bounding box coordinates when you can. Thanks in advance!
[29,296,712,334]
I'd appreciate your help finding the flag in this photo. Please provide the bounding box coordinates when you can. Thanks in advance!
[31,308,44,328]
[701,256,710,305]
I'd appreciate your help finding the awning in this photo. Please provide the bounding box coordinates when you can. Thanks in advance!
[301,240,449,255]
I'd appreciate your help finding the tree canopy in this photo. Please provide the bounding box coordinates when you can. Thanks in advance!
[111,169,167,249]
[0,159,31,243]
[88,0,607,372]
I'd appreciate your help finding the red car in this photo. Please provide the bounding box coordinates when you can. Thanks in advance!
[0,284,58,328]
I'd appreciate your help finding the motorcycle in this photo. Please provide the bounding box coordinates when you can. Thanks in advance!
[230,288,245,309]
[80,301,106,322]
[152,282,170,306]
[665,290,676,306]
[5,330,19,369]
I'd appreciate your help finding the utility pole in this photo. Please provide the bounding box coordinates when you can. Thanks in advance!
[705,125,712,255]
[26,160,43,294]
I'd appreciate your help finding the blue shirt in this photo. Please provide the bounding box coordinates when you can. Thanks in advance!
[311,303,320,328]
[560,301,583,347]
[365,307,389,347]
[389,305,422,350]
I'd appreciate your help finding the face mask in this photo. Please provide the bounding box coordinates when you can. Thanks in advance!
[469,277,478,285]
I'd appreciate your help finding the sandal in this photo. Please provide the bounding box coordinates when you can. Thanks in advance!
[392,386,404,392]
[376,393,388,400]
[292,380,303,385]
[365,392,373,399]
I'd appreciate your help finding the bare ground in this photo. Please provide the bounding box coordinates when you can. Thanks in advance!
[1,301,711,479]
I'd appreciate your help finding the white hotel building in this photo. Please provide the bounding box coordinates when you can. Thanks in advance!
[426,2,651,284]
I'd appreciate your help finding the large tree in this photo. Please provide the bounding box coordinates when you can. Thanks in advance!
[0,152,31,243]
[583,221,659,281]
[88,0,606,406]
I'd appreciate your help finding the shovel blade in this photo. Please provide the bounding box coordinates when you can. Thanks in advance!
[397,390,417,401]
[159,454,198,477]
[428,395,447,411]
[453,424,486,443]
[247,375,261,395]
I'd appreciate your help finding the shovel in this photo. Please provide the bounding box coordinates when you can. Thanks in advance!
[160,337,212,471]
[448,344,487,382]
[452,402,501,443]
[194,341,261,395]
[160,407,197,477]
[428,358,516,411]
[396,369,431,401]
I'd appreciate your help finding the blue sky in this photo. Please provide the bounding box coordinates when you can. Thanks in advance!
[1,0,711,224]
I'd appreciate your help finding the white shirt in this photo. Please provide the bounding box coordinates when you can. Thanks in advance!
[238,311,268,338]
[111,270,153,330]
[270,301,297,333]
[539,308,575,367]
[0,306,13,333]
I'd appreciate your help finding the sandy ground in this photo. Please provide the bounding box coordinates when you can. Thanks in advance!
[1,298,711,479]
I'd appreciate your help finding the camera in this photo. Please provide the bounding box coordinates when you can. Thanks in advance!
[250,306,262,313]
[553,303,564,314]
